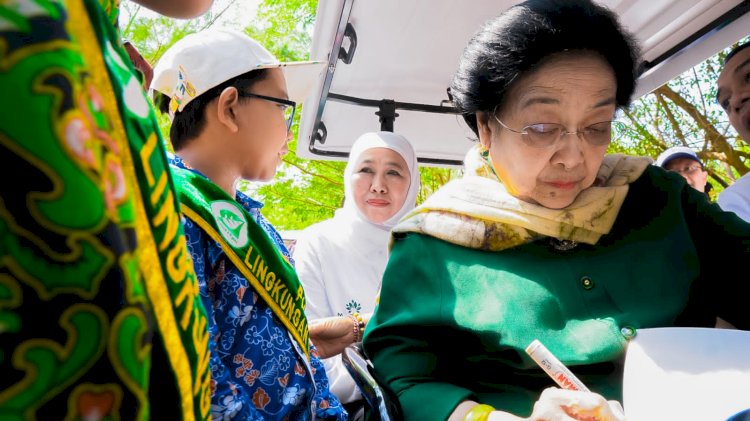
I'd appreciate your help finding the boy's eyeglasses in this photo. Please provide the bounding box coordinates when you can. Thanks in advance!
[493,112,623,149]
[238,92,296,132]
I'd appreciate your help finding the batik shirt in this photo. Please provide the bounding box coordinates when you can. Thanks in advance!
[169,155,346,420]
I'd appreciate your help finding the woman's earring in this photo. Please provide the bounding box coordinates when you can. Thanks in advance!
[478,142,490,156]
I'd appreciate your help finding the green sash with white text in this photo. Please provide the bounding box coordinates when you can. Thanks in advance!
[0,0,211,418]
[171,166,310,357]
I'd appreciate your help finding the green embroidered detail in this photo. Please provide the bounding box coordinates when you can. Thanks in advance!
[1,305,107,416]
[0,0,211,418]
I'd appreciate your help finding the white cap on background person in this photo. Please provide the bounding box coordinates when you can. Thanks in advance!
[655,146,703,169]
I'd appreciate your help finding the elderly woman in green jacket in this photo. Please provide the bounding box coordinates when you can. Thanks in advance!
[362,1,750,420]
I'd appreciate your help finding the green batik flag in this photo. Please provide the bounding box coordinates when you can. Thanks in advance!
[0,0,211,419]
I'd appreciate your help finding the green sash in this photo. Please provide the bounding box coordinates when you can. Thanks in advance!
[171,166,310,357]
[0,0,210,418]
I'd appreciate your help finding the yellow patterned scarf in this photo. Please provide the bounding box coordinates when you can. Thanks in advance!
[393,145,652,251]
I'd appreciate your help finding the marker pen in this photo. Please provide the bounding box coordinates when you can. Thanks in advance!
[525,339,590,392]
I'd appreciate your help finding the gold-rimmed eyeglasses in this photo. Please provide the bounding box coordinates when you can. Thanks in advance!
[492,113,623,149]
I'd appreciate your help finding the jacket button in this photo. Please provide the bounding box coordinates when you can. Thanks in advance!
[620,326,637,339]
[580,276,594,290]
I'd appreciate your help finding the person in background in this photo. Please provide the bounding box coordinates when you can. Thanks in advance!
[655,146,712,196]
[717,42,750,222]
[293,131,420,407]
[0,0,214,418]
[124,39,155,91]
[362,1,750,420]
[151,28,347,420]
[657,144,737,329]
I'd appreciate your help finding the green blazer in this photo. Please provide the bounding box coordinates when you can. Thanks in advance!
[363,166,750,420]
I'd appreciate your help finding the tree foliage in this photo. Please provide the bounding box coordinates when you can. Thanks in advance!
[124,0,748,229]
[120,0,240,62]
[614,36,750,199]
[244,0,345,230]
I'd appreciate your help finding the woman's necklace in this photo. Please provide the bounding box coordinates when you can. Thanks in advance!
[549,237,579,251]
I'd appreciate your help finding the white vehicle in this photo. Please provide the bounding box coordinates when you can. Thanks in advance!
[295,2,750,419]
[297,0,750,167]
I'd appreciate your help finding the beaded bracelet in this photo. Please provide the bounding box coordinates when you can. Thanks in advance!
[463,404,495,421]
[349,312,365,342]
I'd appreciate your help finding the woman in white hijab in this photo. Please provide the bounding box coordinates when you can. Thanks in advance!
[293,131,420,405]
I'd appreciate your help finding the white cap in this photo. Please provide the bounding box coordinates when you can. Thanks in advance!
[150,28,325,116]
[655,146,703,168]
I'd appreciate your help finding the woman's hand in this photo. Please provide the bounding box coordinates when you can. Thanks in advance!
[521,387,625,421]
[308,316,357,359]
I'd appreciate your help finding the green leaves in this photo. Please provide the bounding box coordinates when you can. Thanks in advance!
[620,36,750,196]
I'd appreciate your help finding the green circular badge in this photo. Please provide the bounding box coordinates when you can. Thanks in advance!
[210,200,249,248]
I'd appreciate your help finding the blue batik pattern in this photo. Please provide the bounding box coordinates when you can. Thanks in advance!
[170,155,345,420]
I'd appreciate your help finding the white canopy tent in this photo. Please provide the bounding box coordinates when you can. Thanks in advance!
[296,0,750,167]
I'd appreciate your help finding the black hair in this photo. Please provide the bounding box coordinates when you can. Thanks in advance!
[724,42,750,65]
[153,69,269,151]
[449,0,641,135]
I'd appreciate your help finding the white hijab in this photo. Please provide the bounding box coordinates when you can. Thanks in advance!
[339,131,421,230]
[292,132,419,403]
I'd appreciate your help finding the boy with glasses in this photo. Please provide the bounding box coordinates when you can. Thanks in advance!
[655,146,711,196]
[151,29,346,420]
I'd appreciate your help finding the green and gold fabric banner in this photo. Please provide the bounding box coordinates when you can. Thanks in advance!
[171,166,311,357]
[0,0,211,419]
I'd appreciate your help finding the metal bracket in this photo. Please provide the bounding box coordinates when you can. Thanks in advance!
[338,23,358,64]
[375,100,399,132]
